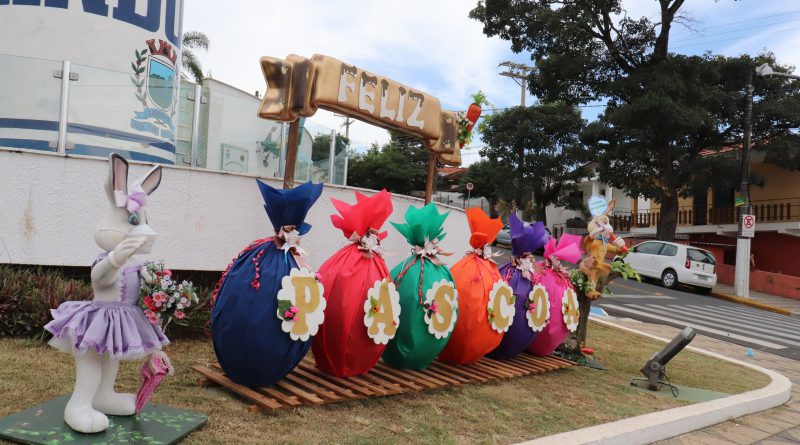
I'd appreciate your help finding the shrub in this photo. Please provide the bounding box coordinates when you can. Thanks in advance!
[0,265,93,339]
[0,265,213,340]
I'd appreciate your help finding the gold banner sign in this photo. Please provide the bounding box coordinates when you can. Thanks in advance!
[258,54,461,165]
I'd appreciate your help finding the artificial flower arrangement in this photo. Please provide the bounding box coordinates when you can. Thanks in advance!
[278,272,323,323]
[139,261,199,330]
[568,257,641,298]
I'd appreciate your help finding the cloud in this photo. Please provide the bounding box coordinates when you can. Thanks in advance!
[184,0,527,146]
[184,0,800,154]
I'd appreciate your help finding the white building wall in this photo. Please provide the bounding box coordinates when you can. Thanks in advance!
[544,180,641,230]
[202,79,317,181]
[0,150,470,271]
[0,1,185,163]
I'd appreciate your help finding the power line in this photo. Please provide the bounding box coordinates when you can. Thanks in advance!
[498,61,534,106]
[670,9,800,36]
[671,17,800,44]
[672,25,800,50]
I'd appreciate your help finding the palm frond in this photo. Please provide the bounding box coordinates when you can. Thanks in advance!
[182,31,209,50]
[181,50,204,83]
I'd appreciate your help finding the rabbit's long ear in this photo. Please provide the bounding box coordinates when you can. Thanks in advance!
[137,165,163,195]
[606,199,616,214]
[106,153,129,206]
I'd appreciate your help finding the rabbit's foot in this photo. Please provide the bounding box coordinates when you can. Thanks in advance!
[64,403,109,433]
[93,391,136,416]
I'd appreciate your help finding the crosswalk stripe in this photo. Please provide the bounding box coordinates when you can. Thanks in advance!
[648,304,800,346]
[680,305,800,335]
[716,302,795,321]
[714,304,799,325]
[693,304,800,330]
[696,306,800,329]
[646,304,800,347]
[601,304,787,349]
[663,304,800,333]
[606,294,677,299]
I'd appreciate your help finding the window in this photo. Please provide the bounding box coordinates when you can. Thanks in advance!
[688,249,715,264]
[634,242,663,255]
[659,244,678,256]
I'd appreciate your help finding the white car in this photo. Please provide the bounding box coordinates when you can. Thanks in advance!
[621,241,717,294]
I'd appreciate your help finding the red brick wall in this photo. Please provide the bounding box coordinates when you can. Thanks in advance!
[715,263,800,300]
[622,233,800,299]
[690,232,800,278]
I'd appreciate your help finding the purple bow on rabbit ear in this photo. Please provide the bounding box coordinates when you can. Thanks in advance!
[115,186,148,214]
[509,214,550,258]
[106,153,163,214]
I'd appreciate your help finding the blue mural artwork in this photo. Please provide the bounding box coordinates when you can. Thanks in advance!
[148,59,175,110]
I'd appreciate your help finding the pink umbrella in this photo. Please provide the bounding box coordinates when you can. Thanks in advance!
[135,351,173,413]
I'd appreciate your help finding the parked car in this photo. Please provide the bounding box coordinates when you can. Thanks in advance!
[493,223,551,255]
[619,241,717,294]
[494,224,513,246]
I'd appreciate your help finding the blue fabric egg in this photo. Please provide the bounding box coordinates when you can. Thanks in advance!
[211,180,323,387]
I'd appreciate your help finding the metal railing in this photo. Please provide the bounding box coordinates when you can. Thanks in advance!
[552,225,588,239]
[619,197,800,228]
[0,53,347,185]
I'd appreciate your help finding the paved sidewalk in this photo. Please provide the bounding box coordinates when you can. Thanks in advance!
[595,316,800,445]
[713,283,800,316]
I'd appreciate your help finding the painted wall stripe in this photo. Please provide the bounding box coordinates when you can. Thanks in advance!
[0,137,174,164]
[0,118,176,153]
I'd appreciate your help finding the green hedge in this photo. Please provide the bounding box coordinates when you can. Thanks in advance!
[0,265,213,340]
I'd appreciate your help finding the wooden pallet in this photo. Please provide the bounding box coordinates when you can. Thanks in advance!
[193,354,575,412]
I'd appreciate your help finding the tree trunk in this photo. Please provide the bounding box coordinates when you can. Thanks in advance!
[535,202,547,226]
[565,272,621,359]
[656,192,678,241]
[574,291,591,348]
[488,198,498,218]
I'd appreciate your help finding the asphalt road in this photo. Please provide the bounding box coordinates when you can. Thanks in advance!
[491,244,800,361]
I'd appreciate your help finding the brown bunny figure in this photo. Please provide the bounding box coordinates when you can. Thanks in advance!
[578,198,628,300]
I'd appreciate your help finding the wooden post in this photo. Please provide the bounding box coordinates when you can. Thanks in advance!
[574,292,592,350]
[283,120,300,190]
[424,152,437,204]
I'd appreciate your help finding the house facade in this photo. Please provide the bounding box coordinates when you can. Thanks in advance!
[546,154,800,297]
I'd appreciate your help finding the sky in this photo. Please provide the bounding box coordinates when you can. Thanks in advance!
[184,0,800,166]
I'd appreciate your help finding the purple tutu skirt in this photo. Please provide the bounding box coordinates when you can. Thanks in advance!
[45,300,169,360]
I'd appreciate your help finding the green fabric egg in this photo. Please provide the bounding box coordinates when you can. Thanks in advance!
[382,203,458,370]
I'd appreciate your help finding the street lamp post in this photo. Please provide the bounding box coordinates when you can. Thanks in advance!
[734,64,800,297]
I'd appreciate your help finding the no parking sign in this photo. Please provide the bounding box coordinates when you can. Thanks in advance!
[740,214,756,238]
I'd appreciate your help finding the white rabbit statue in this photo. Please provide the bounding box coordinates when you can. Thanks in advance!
[45,153,169,433]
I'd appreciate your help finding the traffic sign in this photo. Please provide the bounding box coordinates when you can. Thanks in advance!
[465,182,474,191]
[740,214,756,238]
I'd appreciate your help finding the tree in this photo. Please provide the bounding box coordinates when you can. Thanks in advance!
[583,53,800,237]
[182,31,210,83]
[311,133,349,162]
[346,133,428,194]
[479,103,591,225]
[458,159,515,218]
[470,1,800,240]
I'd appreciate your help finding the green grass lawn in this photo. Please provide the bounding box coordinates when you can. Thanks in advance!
[0,322,770,445]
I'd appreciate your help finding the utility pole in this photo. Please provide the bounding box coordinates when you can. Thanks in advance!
[499,61,534,106]
[335,114,354,141]
[335,114,354,186]
[735,70,754,298]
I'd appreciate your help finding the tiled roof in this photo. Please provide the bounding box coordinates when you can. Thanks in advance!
[438,166,467,180]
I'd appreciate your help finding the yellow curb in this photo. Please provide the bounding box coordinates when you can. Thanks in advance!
[709,291,792,316]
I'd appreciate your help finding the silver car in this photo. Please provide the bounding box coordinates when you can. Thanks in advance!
[493,223,550,255]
